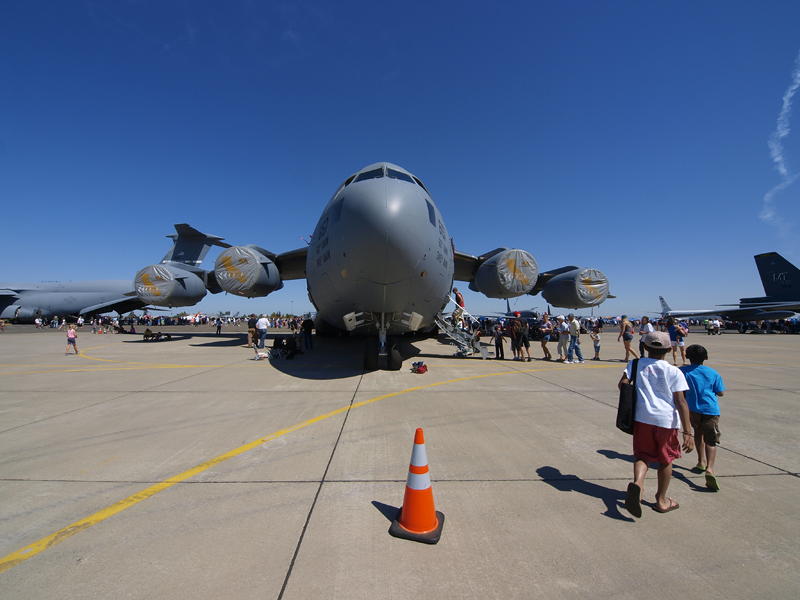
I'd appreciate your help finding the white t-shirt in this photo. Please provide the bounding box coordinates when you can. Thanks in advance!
[639,322,654,337]
[256,317,269,330]
[624,358,689,429]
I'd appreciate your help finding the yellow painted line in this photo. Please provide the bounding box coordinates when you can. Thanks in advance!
[0,364,594,574]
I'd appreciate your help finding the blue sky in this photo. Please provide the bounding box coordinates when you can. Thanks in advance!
[2,1,800,318]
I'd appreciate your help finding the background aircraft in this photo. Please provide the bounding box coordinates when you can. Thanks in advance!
[133,163,611,370]
[0,224,224,324]
[0,280,144,324]
[658,252,800,324]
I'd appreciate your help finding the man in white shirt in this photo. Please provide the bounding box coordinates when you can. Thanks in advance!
[566,313,583,364]
[256,314,269,348]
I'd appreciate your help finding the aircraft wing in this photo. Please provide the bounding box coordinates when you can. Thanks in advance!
[79,297,145,316]
[453,249,483,281]
[0,288,21,299]
[274,247,309,280]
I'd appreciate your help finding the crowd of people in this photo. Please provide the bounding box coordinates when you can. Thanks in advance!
[455,310,798,365]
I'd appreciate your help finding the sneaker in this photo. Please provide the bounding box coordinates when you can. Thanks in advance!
[565,360,573,364]
[578,360,585,364]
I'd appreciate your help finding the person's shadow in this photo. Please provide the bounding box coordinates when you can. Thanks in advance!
[537,466,633,522]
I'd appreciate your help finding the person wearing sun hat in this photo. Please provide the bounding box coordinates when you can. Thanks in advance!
[618,331,694,517]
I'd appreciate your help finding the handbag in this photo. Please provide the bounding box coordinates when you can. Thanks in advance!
[616,358,639,434]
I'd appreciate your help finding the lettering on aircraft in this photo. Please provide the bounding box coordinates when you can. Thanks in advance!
[582,277,602,300]
[318,217,328,239]
[316,236,329,256]
[774,272,791,285]
[316,249,331,267]
[507,258,530,286]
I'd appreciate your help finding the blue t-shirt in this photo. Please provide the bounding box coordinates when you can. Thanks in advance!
[679,364,724,415]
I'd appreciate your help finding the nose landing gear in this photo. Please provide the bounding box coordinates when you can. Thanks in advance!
[363,314,403,371]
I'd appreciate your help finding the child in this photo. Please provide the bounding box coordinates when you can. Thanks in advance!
[680,345,725,491]
[65,324,79,355]
[493,325,506,360]
[590,327,601,360]
[619,331,694,517]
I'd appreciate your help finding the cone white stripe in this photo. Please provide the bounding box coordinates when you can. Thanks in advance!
[410,443,428,467]
[406,471,432,491]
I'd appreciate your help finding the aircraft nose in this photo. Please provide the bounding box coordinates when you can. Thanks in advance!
[345,180,426,285]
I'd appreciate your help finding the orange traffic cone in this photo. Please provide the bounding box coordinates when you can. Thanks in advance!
[389,428,445,544]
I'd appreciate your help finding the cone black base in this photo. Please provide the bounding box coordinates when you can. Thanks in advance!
[389,509,445,545]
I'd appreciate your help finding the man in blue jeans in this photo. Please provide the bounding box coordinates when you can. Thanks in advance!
[566,313,584,364]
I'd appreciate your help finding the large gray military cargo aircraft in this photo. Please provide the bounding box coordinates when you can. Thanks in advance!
[0,280,143,323]
[0,224,229,323]
[134,163,610,370]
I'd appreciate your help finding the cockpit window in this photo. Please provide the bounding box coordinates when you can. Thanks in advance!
[331,197,344,224]
[426,200,436,227]
[387,168,415,184]
[413,176,430,194]
[354,167,385,183]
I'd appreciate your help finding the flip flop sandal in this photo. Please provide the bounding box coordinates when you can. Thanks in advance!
[705,472,720,491]
[651,499,680,513]
[693,463,706,472]
[625,482,642,518]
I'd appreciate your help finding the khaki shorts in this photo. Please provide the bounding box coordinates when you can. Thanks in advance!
[690,411,720,446]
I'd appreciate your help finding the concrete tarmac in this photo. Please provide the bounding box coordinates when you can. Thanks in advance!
[1,324,798,598]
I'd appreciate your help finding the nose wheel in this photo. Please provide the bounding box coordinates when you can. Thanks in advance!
[363,336,403,371]
[364,337,379,370]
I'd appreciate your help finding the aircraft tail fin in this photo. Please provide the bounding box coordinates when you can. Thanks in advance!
[506,298,511,314]
[754,252,799,300]
[160,223,231,267]
[659,296,672,314]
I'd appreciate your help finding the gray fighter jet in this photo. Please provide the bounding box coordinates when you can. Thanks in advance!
[133,163,610,370]
[0,224,229,323]
[659,252,800,323]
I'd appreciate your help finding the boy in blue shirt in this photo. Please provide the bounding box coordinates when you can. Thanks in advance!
[680,345,725,491]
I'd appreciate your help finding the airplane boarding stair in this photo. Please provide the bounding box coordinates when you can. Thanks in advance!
[435,299,488,359]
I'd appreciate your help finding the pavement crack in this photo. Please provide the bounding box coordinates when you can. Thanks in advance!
[277,371,363,600]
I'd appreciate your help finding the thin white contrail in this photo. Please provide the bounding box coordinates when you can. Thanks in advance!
[761,50,800,239]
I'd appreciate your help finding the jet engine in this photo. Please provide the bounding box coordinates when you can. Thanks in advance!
[541,268,609,308]
[134,264,207,307]
[213,246,282,298]
[471,249,538,299]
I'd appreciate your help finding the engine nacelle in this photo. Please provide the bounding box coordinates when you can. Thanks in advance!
[214,246,282,298]
[541,268,609,308]
[471,249,538,299]
[134,264,207,307]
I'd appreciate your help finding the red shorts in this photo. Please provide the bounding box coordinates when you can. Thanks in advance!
[632,421,681,465]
